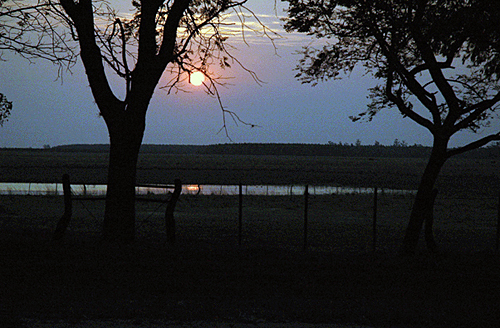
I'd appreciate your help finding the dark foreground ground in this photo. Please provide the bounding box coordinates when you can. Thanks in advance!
[1,195,500,327]
[2,233,500,327]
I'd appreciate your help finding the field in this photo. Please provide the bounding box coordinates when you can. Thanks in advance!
[1,149,500,327]
[1,148,499,193]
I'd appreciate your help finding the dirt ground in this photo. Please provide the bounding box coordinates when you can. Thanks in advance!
[1,194,500,327]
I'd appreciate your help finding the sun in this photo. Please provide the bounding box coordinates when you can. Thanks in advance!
[190,71,205,86]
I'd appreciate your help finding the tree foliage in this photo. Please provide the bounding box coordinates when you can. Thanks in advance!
[284,0,500,156]
[0,92,11,126]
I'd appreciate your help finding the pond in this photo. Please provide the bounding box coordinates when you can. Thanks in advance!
[0,182,416,196]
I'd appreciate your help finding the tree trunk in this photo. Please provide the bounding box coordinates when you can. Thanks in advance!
[400,137,448,255]
[102,121,144,243]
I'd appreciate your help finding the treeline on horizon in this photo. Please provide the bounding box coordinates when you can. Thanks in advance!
[40,142,500,159]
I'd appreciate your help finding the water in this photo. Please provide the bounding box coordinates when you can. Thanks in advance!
[0,182,416,196]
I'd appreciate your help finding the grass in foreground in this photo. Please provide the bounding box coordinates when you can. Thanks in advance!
[1,194,499,327]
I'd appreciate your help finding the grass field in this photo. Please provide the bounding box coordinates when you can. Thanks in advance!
[1,190,497,253]
[1,149,500,327]
[1,193,500,327]
[1,148,499,194]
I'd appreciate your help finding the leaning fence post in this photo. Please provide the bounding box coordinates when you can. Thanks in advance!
[303,184,309,251]
[53,174,72,241]
[165,179,182,246]
[373,187,378,252]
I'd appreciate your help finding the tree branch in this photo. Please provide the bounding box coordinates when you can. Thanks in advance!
[409,59,454,76]
[452,91,500,133]
[115,18,131,100]
[385,69,435,132]
[59,0,123,118]
[447,133,500,158]
[0,0,76,68]
[410,14,462,125]
[136,0,165,64]
[369,19,440,117]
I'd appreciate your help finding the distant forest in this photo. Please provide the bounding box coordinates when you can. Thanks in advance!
[45,142,500,159]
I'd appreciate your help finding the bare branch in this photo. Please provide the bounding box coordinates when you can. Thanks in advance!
[447,133,500,158]
[385,69,436,132]
[409,60,455,76]
[453,91,500,133]
[0,0,77,70]
[115,18,131,99]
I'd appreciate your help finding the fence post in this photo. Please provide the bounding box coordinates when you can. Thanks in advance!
[303,184,309,251]
[53,174,72,241]
[373,187,378,252]
[239,182,243,246]
[165,179,182,246]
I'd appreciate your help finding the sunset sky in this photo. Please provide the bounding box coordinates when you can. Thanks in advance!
[1,0,497,149]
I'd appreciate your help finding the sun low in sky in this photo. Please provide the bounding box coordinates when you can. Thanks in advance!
[190,71,205,86]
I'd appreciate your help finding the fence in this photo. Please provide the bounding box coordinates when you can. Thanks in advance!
[52,174,182,244]
[4,174,500,253]
[50,176,391,251]
[230,184,500,252]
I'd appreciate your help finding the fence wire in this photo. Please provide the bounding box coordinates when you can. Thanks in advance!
[2,183,498,252]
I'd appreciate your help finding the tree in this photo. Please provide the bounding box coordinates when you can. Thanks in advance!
[284,0,500,254]
[1,2,8,125]
[0,92,11,126]
[1,0,271,242]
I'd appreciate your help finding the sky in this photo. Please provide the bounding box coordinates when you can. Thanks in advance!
[1,0,498,149]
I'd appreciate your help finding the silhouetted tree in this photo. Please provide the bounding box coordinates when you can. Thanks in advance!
[284,0,500,254]
[1,2,8,125]
[0,92,11,126]
[1,0,271,242]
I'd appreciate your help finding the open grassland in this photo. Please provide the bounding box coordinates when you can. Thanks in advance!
[1,148,499,196]
[1,148,500,327]
[1,191,498,254]
[1,194,500,327]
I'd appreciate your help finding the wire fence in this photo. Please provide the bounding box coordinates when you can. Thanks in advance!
[170,188,500,253]
[2,177,499,253]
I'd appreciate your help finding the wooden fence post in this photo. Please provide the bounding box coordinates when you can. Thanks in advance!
[53,174,72,241]
[165,179,182,246]
[373,187,378,252]
[239,182,243,246]
[303,184,309,251]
